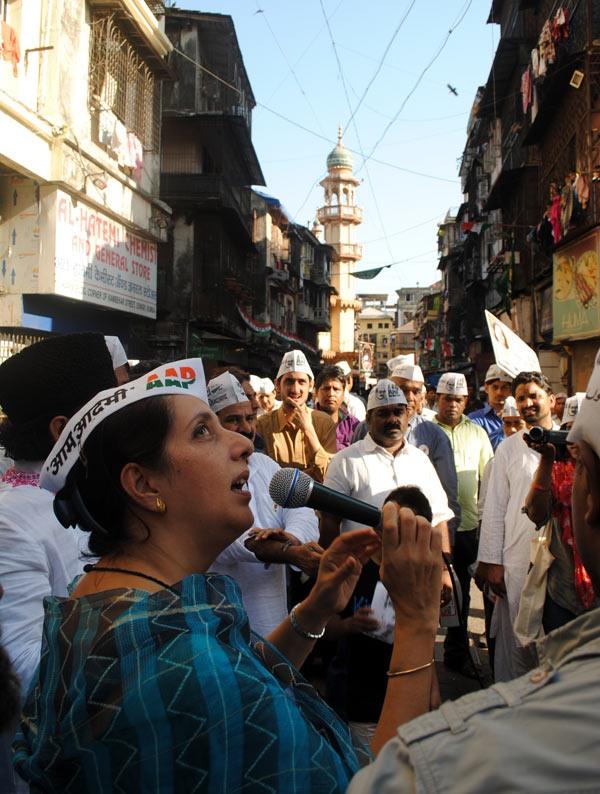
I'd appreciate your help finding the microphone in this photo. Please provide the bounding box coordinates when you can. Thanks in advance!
[269,468,381,529]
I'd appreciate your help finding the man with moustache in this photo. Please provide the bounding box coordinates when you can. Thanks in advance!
[207,371,321,637]
[257,350,337,482]
[320,379,453,559]
[351,364,461,540]
[477,371,556,681]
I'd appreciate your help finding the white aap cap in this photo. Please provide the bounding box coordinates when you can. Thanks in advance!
[485,364,512,384]
[336,360,352,376]
[367,379,408,411]
[104,336,128,369]
[258,377,275,394]
[41,359,208,494]
[391,364,424,383]
[276,349,314,380]
[437,372,468,396]
[387,353,415,372]
[207,371,249,414]
[249,374,262,393]
[501,395,519,418]
[561,393,585,425]
[568,349,600,458]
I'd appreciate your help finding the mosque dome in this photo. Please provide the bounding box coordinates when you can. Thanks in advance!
[326,127,353,171]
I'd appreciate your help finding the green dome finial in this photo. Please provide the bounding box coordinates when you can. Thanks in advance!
[327,128,353,171]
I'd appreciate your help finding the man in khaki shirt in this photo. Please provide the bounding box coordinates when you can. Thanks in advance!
[257,350,336,483]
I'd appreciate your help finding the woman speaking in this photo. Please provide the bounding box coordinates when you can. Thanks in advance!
[13,359,383,792]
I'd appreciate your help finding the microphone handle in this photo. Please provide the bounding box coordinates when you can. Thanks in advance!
[308,481,382,529]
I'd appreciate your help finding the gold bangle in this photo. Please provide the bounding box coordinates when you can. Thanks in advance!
[386,659,434,677]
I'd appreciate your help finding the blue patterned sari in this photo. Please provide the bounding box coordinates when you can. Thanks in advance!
[14,574,360,792]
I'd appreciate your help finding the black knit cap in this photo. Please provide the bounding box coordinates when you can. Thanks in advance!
[0,332,117,424]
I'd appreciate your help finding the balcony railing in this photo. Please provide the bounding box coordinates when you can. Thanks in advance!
[336,243,363,260]
[317,205,363,223]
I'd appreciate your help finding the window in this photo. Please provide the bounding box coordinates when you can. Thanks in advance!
[89,15,159,151]
[367,323,372,329]
[378,323,383,329]
[405,293,412,302]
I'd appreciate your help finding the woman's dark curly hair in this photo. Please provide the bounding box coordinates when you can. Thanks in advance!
[72,396,173,557]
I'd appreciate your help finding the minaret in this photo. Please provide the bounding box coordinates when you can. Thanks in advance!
[317,128,362,357]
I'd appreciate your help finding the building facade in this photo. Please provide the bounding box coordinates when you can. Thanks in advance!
[395,285,437,327]
[0,0,171,360]
[356,306,395,378]
[436,0,600,392]
[156,9,330,376]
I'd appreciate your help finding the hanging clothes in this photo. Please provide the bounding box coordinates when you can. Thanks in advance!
[126,132,144,181]
[531,83,539,122]
[549,193,562,243]
[110,119,129,167]
[574,173,590,210]
[98,110,115,147]
[531,48,540,79]
[1,21,20,77]
[560,177,574,235]
[521,66,532,114]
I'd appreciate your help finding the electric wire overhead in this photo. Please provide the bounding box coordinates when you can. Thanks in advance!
[341,0,418,138]
[317,0,396,262]
[172,45,457,185]
[356,0,474,174]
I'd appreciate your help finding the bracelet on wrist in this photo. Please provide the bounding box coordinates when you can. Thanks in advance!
[289,604,326,640]
[281,540,294,554]
[386,659,434,678]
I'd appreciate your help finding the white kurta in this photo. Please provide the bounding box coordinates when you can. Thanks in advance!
[211,452,318,637]
[478,430,541,680]
[324,434,454,533]
[0,473,88,694]
[345,391,366,421]
[0,468,89,794]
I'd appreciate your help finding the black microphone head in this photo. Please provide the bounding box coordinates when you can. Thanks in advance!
[269,468,314,508]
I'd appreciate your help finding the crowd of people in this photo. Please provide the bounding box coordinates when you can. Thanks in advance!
[0,332,599,792]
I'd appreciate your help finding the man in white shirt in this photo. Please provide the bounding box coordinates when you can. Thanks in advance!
[477,370,556,681]
[0,333,117,792]
[320,379,453,558]
[336,360,366,421]
[207,371,320,637]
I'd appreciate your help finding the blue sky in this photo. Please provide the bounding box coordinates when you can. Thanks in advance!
[180,0,496,299]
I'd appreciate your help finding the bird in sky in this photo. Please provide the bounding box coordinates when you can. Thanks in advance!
[447,84,458,96]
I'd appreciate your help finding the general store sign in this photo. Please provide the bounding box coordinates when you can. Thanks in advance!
[553,231,600,341]
[50,189,157,318]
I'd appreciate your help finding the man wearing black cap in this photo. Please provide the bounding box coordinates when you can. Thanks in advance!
[0,333,116,791]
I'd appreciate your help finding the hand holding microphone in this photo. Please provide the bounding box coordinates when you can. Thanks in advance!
[269,469,445,627]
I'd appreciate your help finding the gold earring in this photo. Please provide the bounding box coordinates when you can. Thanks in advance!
[156,496,167,514]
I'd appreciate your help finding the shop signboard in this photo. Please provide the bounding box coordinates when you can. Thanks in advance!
[553,231,600,341]
[46,189,158,318]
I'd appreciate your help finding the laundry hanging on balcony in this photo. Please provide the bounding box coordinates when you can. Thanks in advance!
[0,21,20,77]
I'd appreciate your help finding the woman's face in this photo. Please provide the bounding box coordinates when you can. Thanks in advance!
[156,396,253,552]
